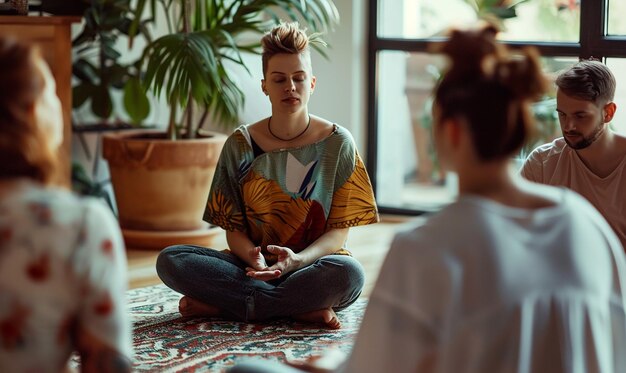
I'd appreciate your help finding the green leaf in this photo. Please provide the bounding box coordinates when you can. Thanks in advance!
[91,86,113,119]
[73,59,99,84]
[482,0,502,9]
[72,82,95,109]
[123,77,150,124]
[490,7,517,19]
[102,42,122,61]
[107,63,129,89]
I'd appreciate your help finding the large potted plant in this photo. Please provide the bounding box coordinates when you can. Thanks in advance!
[102,0,339,244]
[71,0,157,216]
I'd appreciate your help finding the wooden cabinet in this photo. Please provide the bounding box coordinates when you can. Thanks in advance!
[0,16,81,185]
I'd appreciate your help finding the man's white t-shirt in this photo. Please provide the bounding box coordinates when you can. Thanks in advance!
[520,137,626,249]
[343,186,626,373]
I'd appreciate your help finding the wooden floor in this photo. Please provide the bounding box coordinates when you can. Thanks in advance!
[126,215,416,297]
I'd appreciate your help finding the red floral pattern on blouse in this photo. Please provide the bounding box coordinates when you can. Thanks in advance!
[26,252,51,282]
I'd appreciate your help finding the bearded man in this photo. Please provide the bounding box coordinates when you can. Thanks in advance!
[521,60,626,249]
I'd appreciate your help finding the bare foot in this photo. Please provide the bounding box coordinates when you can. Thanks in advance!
[178,296,221,318]
[293,308,341,329]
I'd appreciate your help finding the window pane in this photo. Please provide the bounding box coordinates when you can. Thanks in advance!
[376,52,577,211]
[606,59,626,134]
[376,51,454,211]
[377,0,579,42]
[377,0,476,39]
[608,0,626,36]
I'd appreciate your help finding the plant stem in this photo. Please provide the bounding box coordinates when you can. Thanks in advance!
[167,102,177,140]
[185,93,194,139]
[183,0,191,34]
[181,0,194,139]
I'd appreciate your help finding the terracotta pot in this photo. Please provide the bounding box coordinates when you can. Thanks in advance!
[102,129,227,231]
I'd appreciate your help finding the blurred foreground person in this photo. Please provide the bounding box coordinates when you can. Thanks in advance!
[0,37,132,373]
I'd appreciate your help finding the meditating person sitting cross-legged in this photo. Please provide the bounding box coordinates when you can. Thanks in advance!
[156,21,379,329]
[0,37,132,372]
[228,23,626,373]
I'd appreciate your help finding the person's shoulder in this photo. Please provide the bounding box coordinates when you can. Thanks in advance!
[229,123,250,139]
[558,187,623,246]
[52,190,118,227]
[385,208,473,274]
[391,204,469,250]
[322,123,358,152]
[21,183,81,210]
[242,119,267,135]
[522,138,569,174]
[557,187,612,226]
[527,137,568,159]
[614,133,626,159]
[329,123,353,140]
[221,123,253,149]
[10,182,115,226]
[80,196,116,219]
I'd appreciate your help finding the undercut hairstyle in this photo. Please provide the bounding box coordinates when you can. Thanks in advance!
[261,22,311,76]
[555,60,616,105]
[0,36,59,184]
[433,23,548,161]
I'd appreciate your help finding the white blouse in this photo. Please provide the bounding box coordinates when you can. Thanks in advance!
[344,186,626,373]
[0,180,132,372]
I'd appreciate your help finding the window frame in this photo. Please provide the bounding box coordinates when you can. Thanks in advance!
[366,0,626,215]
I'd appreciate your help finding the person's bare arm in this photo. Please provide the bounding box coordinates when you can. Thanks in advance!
[296,228,349,268]
[226,229,267,270]
[246,228,349,281]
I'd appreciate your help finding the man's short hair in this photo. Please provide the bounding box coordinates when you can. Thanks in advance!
[555,60,616,105]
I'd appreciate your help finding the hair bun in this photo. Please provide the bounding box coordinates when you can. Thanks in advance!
[435,23,501,80]
[494,47,546,100]
[433,22,546,101]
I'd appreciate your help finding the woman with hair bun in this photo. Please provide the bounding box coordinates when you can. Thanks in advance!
[230,23,626,373]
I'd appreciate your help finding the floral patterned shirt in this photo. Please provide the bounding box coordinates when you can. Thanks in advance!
[204,124,379,259]
[0,180,132,372]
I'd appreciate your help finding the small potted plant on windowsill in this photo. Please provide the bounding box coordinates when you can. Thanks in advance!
[101,0,339,248]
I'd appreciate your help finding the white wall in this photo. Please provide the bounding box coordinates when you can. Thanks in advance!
[310,0,367,152]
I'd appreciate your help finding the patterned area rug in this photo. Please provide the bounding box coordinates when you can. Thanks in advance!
[126,284,366,372]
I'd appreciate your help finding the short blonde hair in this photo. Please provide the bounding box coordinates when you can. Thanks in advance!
[261,22,311,76]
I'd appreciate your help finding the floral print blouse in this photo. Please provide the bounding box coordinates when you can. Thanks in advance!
[0,180,132,372]
[204,124,379,259]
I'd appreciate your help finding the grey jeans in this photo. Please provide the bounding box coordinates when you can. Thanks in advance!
[156,245,365,322]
